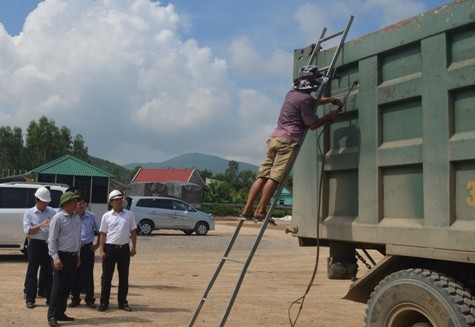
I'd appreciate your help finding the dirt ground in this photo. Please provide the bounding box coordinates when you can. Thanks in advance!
[0,218,368,327]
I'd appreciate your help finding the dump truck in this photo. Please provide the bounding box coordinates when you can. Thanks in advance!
[290,1,475,325]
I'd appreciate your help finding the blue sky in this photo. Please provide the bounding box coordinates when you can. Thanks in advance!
[0,0,449,166]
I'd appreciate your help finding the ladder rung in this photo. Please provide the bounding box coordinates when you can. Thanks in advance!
[320,30,344,43]
[203,297,227,309]
[223,257,246,264]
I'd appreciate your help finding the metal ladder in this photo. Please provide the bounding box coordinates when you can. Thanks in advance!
[188,15,354,327]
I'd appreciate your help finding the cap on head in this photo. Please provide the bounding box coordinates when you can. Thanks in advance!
[293,65,329,91]
[35,186,51,203]
[59,191,81,207]
[108,190,124,201]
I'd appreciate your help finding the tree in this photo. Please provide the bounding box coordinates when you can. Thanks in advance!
[72,134,89,162]
[25,116,61,168]
[198,169,213,180]
[0,126,25,171]
[285,175,293,192]
[224,160,239,185]
[236,169,256,190]
[24,115,90,169]
[204,180,233,203]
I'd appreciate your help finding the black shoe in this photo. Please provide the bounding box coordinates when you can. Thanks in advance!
[86,302,97,308]
[57,314,75,321]
[69,299,80,308]
[26,301,35,309]
[119,303,132,312]
[48,318,59,327]
[98,304,108,312]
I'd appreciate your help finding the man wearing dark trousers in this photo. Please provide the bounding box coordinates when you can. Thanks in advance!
[23,186,55,309]
[69,197,100,308]
[98,190,137,312]
[47,191,81,327]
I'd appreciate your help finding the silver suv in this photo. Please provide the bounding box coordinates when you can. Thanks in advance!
[125,196,215,236]
[0,182,68,253]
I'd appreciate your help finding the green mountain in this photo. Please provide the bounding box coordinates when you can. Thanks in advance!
[89,153,259,184]
[124,152,259,174]
[89,156,133,183]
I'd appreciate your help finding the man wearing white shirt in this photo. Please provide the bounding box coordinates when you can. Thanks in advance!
[98,190,137,312]
[23,186,56,309]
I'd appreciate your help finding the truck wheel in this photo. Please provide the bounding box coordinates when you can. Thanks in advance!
[365,268,475,327]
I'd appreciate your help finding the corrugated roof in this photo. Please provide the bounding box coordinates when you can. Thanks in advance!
[132,168,194,183]
[30,155,113,177]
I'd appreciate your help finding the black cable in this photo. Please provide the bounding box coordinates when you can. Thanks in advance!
[288,125,327,327]
[287,81,357,326]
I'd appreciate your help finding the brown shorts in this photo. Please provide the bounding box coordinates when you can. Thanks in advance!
[258,137,298,183]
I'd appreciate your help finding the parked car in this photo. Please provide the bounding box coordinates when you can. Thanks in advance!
[125,196,215,236]
[0,182,69,254]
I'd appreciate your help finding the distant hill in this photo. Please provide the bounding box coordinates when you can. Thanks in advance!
[89,156,133,183]
[124,152,259,174]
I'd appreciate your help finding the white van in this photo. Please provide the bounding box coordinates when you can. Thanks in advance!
[0,182,68,253]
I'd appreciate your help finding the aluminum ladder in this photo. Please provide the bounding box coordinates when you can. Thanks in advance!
[188,15,354,327]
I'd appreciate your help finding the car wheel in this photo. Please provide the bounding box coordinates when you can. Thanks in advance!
[194,222,209,236]
[182,230,193,235]
[139,220,154,236]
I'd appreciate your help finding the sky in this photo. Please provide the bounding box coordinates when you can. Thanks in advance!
[0,0,450,166]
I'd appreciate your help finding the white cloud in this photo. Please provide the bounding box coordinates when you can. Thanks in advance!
[362,0,426,26]
[0,0,265,164]
[229,36,292,82]
[0,0,444,167]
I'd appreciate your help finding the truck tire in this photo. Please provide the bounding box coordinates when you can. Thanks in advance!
[365,268,475,327]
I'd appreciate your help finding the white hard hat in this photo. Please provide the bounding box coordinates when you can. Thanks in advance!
[35,186,51,203]
[108,189,124,201]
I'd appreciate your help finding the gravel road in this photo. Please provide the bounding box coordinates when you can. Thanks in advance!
[0,218,367,326]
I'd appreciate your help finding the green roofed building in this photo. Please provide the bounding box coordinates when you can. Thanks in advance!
[28,154,114,215]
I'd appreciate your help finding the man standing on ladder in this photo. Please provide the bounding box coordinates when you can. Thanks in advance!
[241,65,342,224]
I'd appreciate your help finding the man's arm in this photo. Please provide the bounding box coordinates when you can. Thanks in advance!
[23,210,49,235]
[48,215,64,270]
[306,97,342,130]
[99,232,107,262]
[319,96,342,106]
[130,229,137,257]
[91,212,100,251]
[129,212,137,257]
